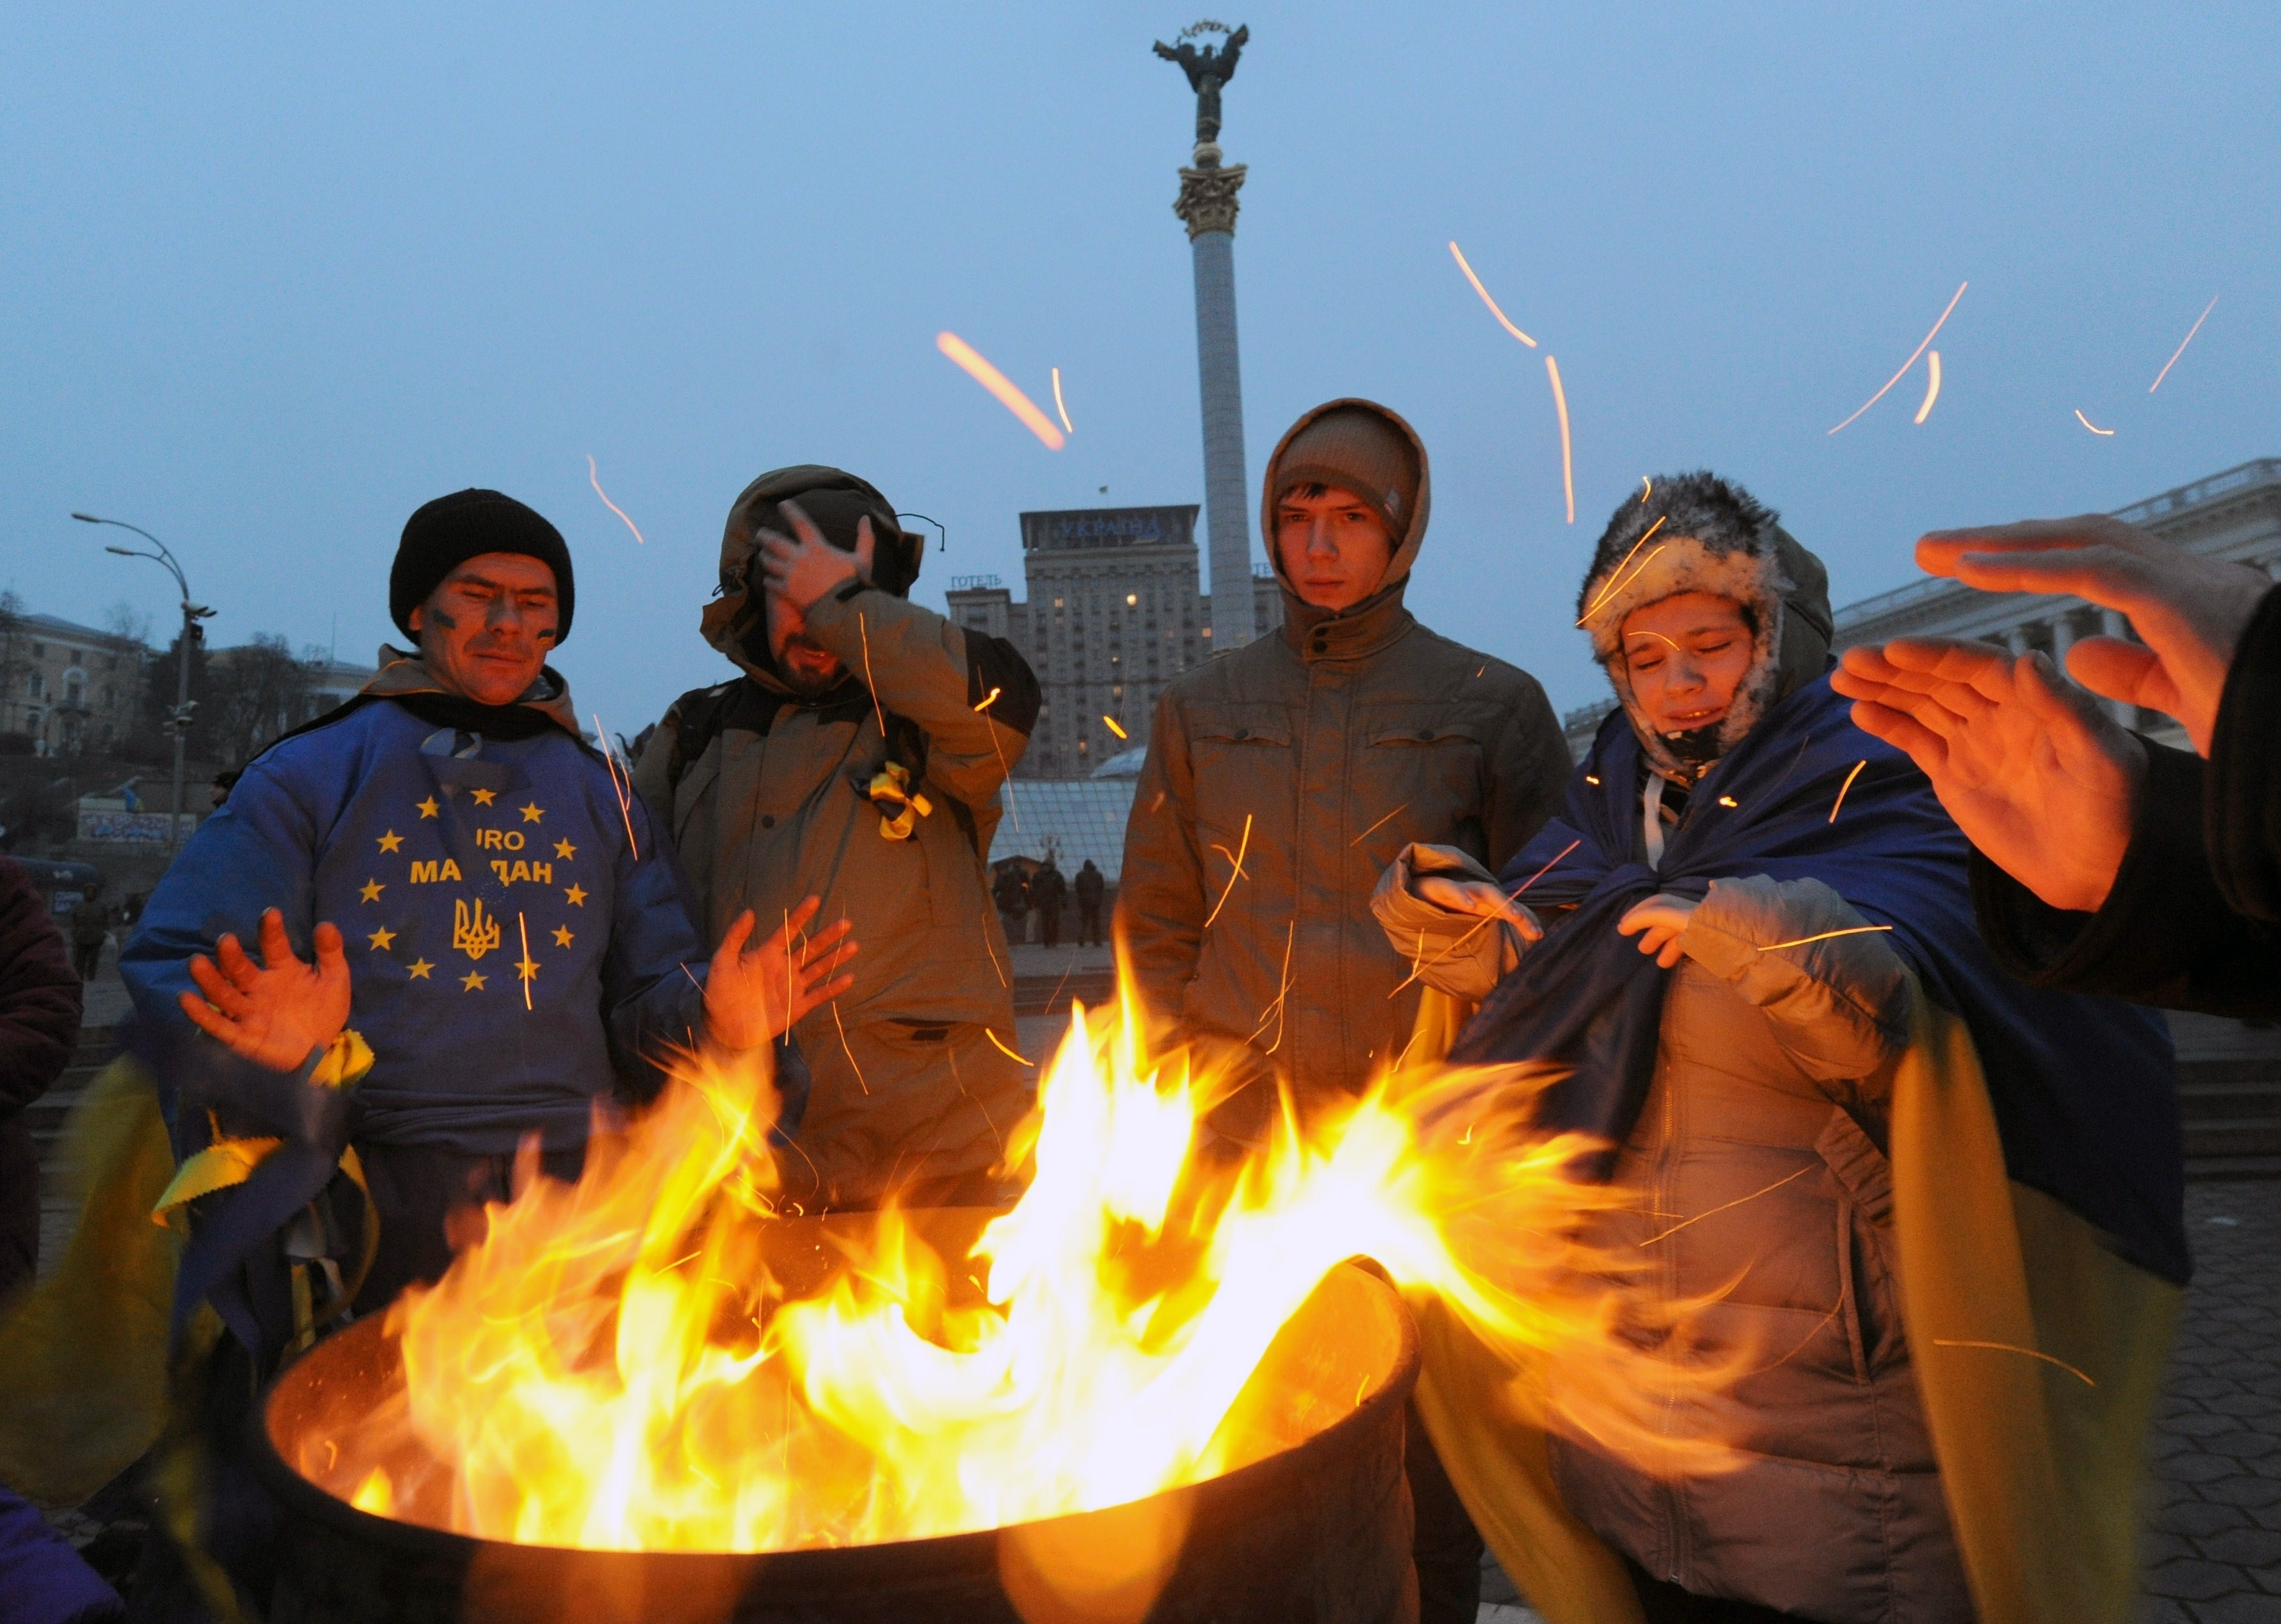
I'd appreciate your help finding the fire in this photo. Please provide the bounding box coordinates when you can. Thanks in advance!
[293,980,1737,1554]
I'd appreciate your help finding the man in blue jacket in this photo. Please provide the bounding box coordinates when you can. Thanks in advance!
[123,489,855,1354]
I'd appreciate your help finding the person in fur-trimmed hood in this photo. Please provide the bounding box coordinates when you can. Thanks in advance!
[1117,398,1573,1624]
[1376,471,2187,1624]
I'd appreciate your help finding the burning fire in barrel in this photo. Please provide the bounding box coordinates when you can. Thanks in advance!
[248,987,1729,1623]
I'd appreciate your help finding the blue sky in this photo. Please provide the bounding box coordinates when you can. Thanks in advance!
[4,4,2275,735]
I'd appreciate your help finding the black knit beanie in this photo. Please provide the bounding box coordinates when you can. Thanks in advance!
[389,489,576,646]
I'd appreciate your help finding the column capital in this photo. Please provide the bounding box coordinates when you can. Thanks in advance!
[1174,163,1247,240]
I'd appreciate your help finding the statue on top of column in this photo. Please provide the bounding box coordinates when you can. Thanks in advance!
[1154,22,1249,154]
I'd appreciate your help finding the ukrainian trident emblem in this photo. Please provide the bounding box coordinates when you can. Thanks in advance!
[453,897,502,962]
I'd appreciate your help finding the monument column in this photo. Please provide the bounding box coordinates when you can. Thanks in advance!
[1158,24,1257,652]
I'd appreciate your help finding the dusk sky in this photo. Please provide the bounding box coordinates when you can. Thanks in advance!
[4,4,2274,736]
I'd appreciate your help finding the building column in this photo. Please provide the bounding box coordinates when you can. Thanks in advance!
[1175,161,1255,652]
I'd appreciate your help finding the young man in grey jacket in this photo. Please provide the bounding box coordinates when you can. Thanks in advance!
[1117,398,1574,1624]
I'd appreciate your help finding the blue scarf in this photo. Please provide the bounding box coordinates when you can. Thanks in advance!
[1452,675,2188,1285]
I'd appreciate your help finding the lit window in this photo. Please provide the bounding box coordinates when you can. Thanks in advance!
[1126,593,1138,606]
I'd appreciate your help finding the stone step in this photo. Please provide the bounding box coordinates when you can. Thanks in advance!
[2184,1118,2281,1161]
[2185,1154,2281,1182]
[2178,1080,2281,1122]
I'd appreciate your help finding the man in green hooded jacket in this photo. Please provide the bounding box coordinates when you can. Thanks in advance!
[635,467,1040,1210]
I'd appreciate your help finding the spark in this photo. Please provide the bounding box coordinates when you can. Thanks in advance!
[1640,477,1651,504]
[1446,241,1538,346]
[1584,775,1601,786]
[1248,920,1298,1051]
[1638,1165,1813,1247]
[1050,366,1075,435]
[831,999,869,1094]
[2150,295,2218,392]
[1756,925,1894,952]
[1577,542,1668,627]
[1929,1339,2095,1387]
[973,687,1001,711]
[517,913,533,1010]
[984,1027,1036,1069]
[784,909,795,1036]
[1827,759,1868,824]
[2074,409,2116,437]
[1545,355,1575,525]
[1827,280,1968,435]
[586,456,647,546]
[590,713,641,860]
[857,611,887,740]
[1103,715,1127,740]
[1716,796,1738,808]
[1349,801,1411,847]
[1912,350,1942,426]
[1201,812,1254,931]
[1577,518,1667,624]
[935,331,1066,451]
[1626,630,1680,650]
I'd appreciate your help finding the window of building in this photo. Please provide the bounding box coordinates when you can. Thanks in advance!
[31,643,44,659]
[27,673,43,700]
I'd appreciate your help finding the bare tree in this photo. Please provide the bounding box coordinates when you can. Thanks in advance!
[0,590,31,745]
[103,599,153,650]
[202,634,325,766]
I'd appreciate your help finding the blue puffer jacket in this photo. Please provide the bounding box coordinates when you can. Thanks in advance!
[123,690,708,1156]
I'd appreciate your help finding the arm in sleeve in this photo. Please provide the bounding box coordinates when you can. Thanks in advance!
[1115,689,1208,1023]
[120,758,322,1045]
[1677,874,1913,1084]
[599,783,711,1092]
[1973,741,2281,1017]
[1482,671,1579,870]
[628,697,686,853]
[117,755,327,1137]
[1368,844,1524,1002]
[0,863,82,1115]
[799,587,1037,809]
[2206,581,2281,921]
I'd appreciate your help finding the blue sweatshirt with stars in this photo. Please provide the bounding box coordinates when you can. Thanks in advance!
[123,697,710,1154]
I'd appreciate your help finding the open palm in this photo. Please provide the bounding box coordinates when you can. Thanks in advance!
[179,907,352,1071]
[1832,639,2144,913]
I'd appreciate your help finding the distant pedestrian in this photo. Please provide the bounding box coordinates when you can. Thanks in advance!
[0,855,84,1303]
[1073,860,1105,947]
[1029,860,1067,950]
[67,890,108,984]
[993,865,1030,942]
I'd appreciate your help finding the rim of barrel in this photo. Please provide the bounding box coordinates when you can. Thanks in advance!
[246,1251,1420,1579]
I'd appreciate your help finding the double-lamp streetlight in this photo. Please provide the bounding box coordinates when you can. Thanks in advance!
[72,512,214,855]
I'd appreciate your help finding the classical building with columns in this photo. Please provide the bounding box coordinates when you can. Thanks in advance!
[1561,457,2281,759]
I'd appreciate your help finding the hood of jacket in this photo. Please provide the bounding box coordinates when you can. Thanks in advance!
[699,465,921,694]
[1573,472,1832,784]
[1258,398,1432,631]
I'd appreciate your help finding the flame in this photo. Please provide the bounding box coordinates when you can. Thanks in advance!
[299,978,1741,1556]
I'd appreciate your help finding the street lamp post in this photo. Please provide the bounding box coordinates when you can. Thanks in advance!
[73,513,214,856]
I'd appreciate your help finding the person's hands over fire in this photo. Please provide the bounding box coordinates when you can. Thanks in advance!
[757,500,876,614]
[1913,514,2270,754]
[1834,639,2143,913]
[179,907,352,1071]
[1617,893,1699,968]
[704,896,858,1052]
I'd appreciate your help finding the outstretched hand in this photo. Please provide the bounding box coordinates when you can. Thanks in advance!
[1832,639,2144,913]
[757,500,875,615]
[1412,875,1544,944]
[1916,514,2270,754]
[1616,893,1698,968]
[704,896,859,1052]
[179,908,352,1072]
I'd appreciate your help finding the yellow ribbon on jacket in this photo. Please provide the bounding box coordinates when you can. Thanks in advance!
[867,759,934,840]
[149,1029,376,1233]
